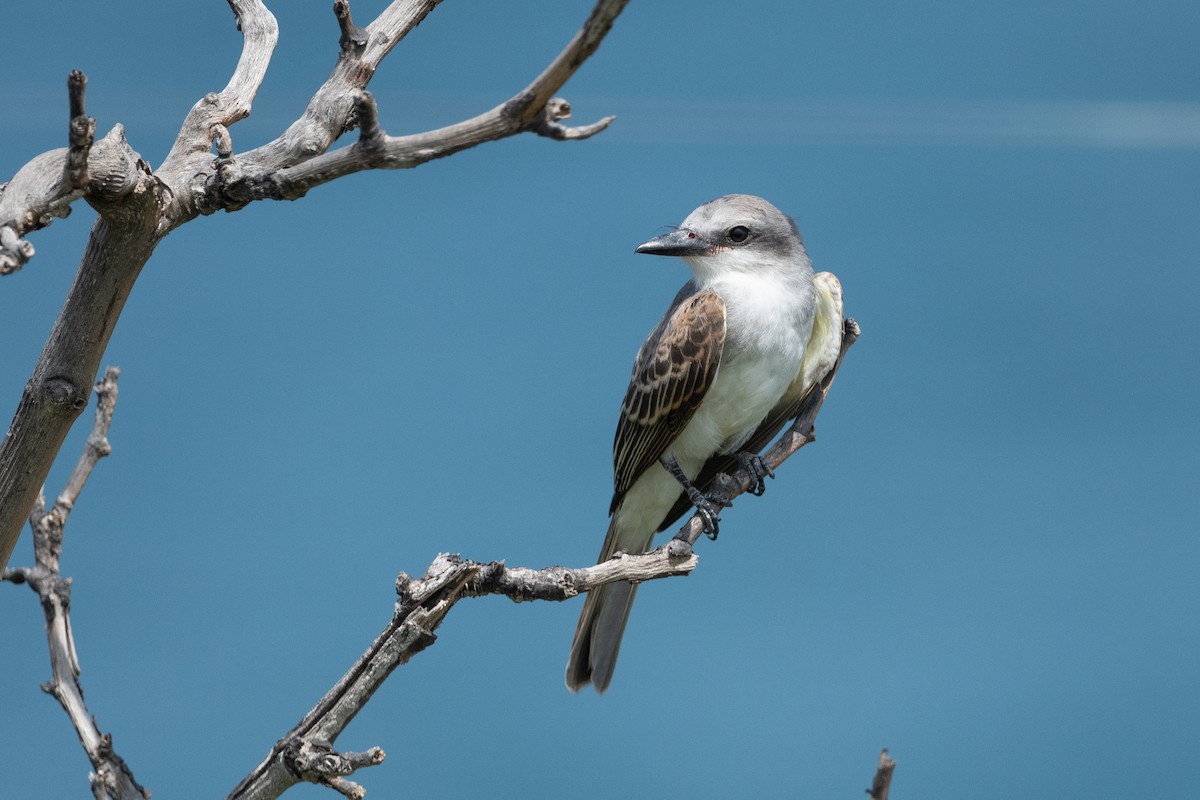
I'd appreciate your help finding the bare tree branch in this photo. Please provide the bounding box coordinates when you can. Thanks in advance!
[228,546,698,800]
[0,0,627,573]
[160,0,278,170]
[2,367,146,800]
[213,0,627,205]
[225,0,449,179]
[0,172,158,573]
[868,749,897,800]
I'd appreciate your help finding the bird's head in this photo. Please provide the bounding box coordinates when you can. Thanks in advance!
[634,194,808,279]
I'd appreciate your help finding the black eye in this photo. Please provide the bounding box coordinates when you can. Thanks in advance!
[727,225,750,243]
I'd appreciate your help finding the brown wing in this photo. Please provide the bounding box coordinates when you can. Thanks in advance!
[610,290,726,515]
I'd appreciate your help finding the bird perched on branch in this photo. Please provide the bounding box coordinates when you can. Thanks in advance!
[566,194,845,693]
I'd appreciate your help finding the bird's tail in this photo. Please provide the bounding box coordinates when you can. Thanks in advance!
[565,511,650,693]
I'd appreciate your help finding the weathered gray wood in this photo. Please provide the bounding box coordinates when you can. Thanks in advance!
[0,183,159,574]
[227,545,697,800]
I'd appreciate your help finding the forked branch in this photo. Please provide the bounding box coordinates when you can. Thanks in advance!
[212,0,627,205]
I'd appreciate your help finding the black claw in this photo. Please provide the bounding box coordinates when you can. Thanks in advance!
[737,452,774,496]
[694,496,721,540]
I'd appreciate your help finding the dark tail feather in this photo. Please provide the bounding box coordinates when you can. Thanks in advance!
[565,578,639,693]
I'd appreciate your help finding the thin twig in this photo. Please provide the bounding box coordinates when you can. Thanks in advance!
[334,0,368,52]
[1,366,146,800]
[65,70,96,192]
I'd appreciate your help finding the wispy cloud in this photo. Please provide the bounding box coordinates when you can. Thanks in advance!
[606,97,1200,149]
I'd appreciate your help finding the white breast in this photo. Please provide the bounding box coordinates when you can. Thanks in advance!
[669,270,815,470]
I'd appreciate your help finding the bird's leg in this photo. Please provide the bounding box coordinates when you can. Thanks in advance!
[736,451,775,497]
[660,455,722,539]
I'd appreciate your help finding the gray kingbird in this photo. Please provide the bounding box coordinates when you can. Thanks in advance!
[566,194,845,693]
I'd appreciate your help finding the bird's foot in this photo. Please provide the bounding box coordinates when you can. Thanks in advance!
[736,451,774,496]
[689,492,722,540]
[661,453,724,540]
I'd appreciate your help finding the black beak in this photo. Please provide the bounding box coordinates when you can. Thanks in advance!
[634,228,712,257]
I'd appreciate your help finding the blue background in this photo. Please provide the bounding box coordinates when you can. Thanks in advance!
[3,1,1198,797]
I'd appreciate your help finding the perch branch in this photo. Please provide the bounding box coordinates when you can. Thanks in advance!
[228,545,697,799]
[868,749,897,800]
[232,323,857,798]
[2,367,147,800]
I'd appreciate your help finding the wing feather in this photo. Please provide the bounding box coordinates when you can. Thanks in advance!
[609,290,727,514]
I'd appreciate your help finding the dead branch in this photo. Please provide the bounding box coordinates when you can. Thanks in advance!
[209,0,626,206]
[868,749,897,800]
[227,547,697,799]
[0,0,629,573]
[162,0,278,167]
[1,367,147,800]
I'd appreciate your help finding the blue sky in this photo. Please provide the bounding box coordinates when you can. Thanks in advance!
[3,1,1198,798]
